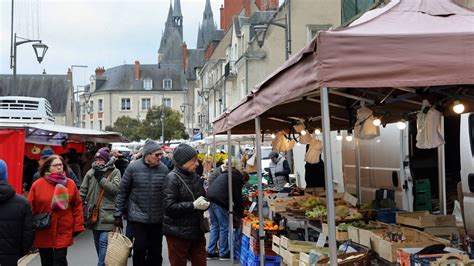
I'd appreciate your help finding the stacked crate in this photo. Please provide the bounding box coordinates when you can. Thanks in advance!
[414,179,432,212]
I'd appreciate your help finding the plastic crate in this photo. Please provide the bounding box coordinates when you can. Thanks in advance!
[240,246,248,266]
[246,249,281,266]
[376,208,398,224]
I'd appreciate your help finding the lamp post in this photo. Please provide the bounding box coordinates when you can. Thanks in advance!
[254,15,290,60]
[161,98,166,144]
[10,0,48,91]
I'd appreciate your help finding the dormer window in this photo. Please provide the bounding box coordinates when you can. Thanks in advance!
[163,79,172,90]
[143,79,153,90]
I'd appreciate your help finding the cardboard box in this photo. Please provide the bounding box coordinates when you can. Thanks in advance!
[397,247,466,266]
[396,211,456,228]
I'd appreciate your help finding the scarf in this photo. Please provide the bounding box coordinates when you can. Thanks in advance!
[92,158,115,172]
[45,172,69,211]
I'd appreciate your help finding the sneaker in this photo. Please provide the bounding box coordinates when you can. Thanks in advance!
[207,252,219,260]
[219,253,230,261]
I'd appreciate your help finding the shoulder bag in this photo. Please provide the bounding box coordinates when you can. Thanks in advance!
[33,212,52,229]
[84,169,113,228]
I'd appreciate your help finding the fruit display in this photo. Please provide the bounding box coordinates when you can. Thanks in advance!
[305,206,327,219]
[382,230,406,243]
[301,197,325,208]
[244,215,279,231]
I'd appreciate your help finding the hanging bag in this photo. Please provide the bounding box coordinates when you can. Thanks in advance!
[173,172,210,233]
[84,169,113,228]
[104,227,133,266]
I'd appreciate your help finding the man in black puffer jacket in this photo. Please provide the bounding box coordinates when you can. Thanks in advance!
[206,167,249,259]
[163,144,209,265]
[0,160,34,266]
[114,140,169,265]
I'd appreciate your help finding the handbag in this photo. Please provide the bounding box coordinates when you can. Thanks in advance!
[173,172,210,233]
[83,170,113,228]
[105,227,133,266]
[33,213,51,229]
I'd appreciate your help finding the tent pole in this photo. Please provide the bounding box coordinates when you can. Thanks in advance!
[255,116,265,266]
[227,130,234,264]
[438,116,446,215]
[321,87,337,266]
[355,138,361,204]
[213,133,217,170]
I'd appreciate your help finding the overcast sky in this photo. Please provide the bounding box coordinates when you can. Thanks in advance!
[0,0,223,85]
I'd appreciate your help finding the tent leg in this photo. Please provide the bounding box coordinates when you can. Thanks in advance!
[227,130,234,264]
[255,116,265,266]
[213,133,217,170]
[438,116,446,215]
[321,87,337,266]
[355,139,361,204]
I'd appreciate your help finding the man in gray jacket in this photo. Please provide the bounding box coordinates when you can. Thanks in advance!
[114,140,170,265]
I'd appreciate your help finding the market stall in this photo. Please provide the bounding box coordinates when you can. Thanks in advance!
[212,0,474,264]
[0,123,126,193]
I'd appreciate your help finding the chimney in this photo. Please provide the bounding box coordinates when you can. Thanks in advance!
[220,4,224,30]
[182,42,187,73]
[95,67,105,76]
[134,61,140,81]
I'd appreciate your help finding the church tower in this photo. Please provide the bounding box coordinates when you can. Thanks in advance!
[197,0,217,49]
[173,0,183,38]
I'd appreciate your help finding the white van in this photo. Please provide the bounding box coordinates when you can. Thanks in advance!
[0,96,54,125]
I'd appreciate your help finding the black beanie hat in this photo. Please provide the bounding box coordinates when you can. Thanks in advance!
[173,144,198,166]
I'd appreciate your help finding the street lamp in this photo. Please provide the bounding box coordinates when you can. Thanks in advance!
[253,16,290,60]
[180,103,194,138]
[10,34,49,91]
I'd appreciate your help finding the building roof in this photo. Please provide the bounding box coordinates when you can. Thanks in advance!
[186,49,205,80]
[0,74,69,114]
[94,64,186,92]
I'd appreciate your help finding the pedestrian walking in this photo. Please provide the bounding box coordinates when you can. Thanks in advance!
[163,143,209,266]
[79,147,121,266]
[28,155,85,266]
[206,167,249,260]
[0,160,35,266]
[114,140,169,265]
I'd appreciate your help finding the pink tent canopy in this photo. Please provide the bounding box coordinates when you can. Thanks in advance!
[212,0,474,134]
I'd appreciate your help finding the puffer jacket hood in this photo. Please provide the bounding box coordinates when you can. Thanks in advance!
[0,181,15,203]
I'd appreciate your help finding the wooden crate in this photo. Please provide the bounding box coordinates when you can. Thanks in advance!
[424,226,460,238]
[280,236,319,253]
[298,252,312,266]
[371,226,450,263]
[280,247,299,266]
[268,196,312,213]
[322,223,349,241]
[396,211,456,228]
[272,235,281,255]
[348,221,391,247]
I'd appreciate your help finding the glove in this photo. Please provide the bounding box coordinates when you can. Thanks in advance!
[193,196,210,210]
[114,217,123,229]
[94,171,105,182]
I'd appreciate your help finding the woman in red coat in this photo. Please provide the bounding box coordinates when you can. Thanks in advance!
[28,155,85,266]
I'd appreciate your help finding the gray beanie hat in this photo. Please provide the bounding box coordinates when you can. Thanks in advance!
[142,140,162,156]
[173,144,198,166]
[269,151,279,159]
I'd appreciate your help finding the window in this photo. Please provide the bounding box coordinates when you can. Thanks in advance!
[89,100,94,112]
[163,79,172,90]
[143,79,153,90]
[141,98,151,110]
[162,98,171,107]
[90,121,93,129]
[99,120,103,130]
[307,24,332,41]
[98,99,103,112]
[121,98,131,110]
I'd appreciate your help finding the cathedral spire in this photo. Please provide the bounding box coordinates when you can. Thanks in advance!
[197,0,217,49]
[166,1,173,25]
[204,0,212,16]
[173,0,182,18]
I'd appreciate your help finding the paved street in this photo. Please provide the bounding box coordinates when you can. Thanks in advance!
[23,229,237,266]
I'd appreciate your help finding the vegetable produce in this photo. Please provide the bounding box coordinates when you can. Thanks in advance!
[305,206,327,219]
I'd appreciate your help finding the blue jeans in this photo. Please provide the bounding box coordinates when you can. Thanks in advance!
[92,230,108,266]
[207,202,229,256]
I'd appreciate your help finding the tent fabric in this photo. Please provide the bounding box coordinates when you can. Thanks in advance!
[0,129,26,194]
[317,0,474,88]
[212,0,474,134]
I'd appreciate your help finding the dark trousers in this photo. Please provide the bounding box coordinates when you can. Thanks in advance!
[129,221,163,266]
[39,248,68,266]
[166,235,206,266]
